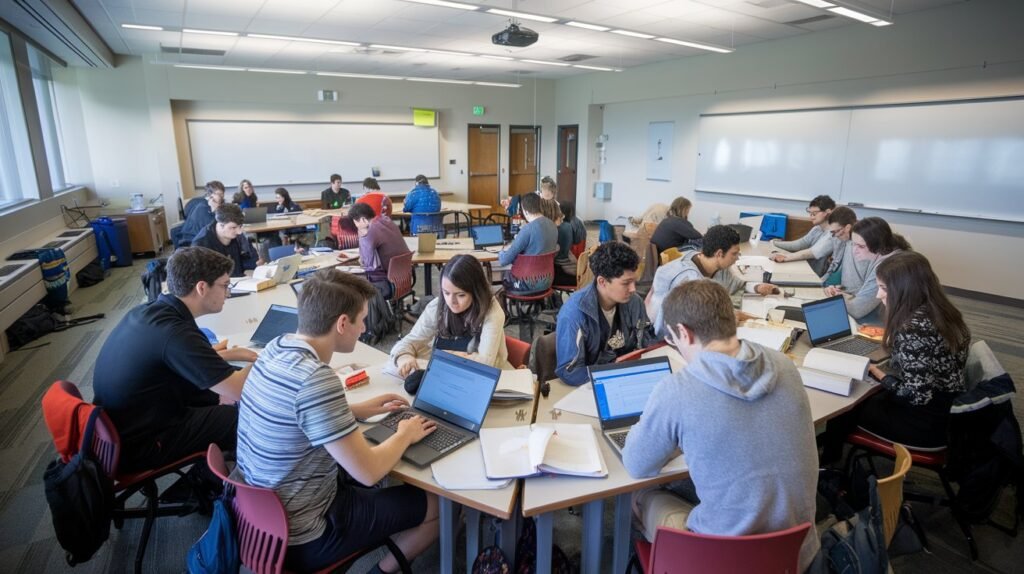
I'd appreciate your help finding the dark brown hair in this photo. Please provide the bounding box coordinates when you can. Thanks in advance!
[297,268,377,336]
[330,174,342,184]
[205,180,225,196]
[852,217,911,255]
[827,206,857,227]
[215,203,244,226]
[274,187,293,206]
[876,251,970,355]
[435,254,493,339]
[349,202,376,222]
[362,177,380,190]
[809,195,836,211]
[166,246,234,296]
[520,192,541,215]
[663,279,737,343]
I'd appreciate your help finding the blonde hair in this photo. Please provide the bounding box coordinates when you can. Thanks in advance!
[669,197,692,219]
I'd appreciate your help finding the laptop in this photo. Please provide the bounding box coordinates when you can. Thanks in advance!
[248,304,299,348]
[588,357,674,456]
[363,349,501,467]
[802,295,889,361]
[242,206,268,224]
[470,224,505,250]
[765,271,822,287]
[417,232,436,253]
[231,254,302,292]
[289,278,305,297]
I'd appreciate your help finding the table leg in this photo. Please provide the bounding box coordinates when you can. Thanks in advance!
[582,499,604,574]
[423,263,434,296]
[465,508,481,570]
[499,516,517,564]
[535,513,553,574]
[439,497,458,574]
[612,492,633,574]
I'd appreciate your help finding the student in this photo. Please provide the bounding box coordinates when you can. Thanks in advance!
[498,192,558,294]
[356,177,393,217]
[821,206,869,289]
[273,187,302,214]
[554,201,586,286]
[822,251,970,461]
[555,241,656,386]
[650,196,702,254]
[350,202,411,298]
[390,254,511,376]
[236,269,438,573]
[537,177,562,224]
[177,181,225,247]
[321,174,350,209]
[837,216,911,325]
[623,280,819,572]
[403,174,442,235]
[538,175,558,202]
[191,203,260,277]
[232,179,258,208]
[645,225,776,336]
[770,194,837,275]
[93,247,254,473]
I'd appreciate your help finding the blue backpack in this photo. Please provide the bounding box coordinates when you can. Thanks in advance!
[187,495,239,574]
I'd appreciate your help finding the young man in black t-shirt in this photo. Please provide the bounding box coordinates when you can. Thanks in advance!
[321,173,351,209]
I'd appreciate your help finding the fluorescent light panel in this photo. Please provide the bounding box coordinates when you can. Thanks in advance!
[247,68,306,74]
[407,77,474,84]
[182,28,238,36]
[521,59,570,67]
[870,20,892,26]
[573,64,614,71]
[610,29,655,39]
[247,33,360,46]
[565,21,610,32]
[828,6,878,22]
[315,72,404,80]
[370,44,428,52]
[402,0,479,9]
[793,0,836,8]
[655,37,732,54]
[479,54,514,61]
[174,64,244,71]
[121,23,163,31]
[427,49,475,57]
[475,81,520,87]
[486,8,558,23]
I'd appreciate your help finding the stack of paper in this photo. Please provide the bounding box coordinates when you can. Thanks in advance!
[493,369,536,401]
[431,443,512,490]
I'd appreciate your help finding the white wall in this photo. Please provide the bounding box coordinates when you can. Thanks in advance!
[555,0,1024,299]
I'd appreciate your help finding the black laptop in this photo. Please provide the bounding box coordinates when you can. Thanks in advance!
[470,224,506,251]
[249,304,298,347]
[243,206,268,224]
[588,357,674,456]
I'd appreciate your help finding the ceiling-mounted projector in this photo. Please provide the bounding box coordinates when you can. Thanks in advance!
[492,23,538,47]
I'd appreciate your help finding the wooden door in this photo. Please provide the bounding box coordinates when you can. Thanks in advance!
[556,125,578,204]
[509,126,540,199]
[468,124,500,209]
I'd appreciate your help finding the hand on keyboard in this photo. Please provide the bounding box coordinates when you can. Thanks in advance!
[397,413,436,444]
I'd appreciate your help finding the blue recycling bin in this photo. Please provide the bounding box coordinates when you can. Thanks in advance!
[739,211,788,240]
[90,217,133,268]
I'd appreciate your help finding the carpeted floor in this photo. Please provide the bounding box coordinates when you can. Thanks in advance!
[0,250,1020,573]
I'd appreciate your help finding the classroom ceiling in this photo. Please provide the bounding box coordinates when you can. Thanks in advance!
[70,0,966,83]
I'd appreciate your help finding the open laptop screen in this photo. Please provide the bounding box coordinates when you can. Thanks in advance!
[802,295,853,345]
[590,357,673,426]
[414,350,500,432]
[471,224,505,248]
[250,304,298,346]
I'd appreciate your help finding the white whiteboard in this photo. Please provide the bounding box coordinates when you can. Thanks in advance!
[695,98,1024,222]
[187,120,440,188]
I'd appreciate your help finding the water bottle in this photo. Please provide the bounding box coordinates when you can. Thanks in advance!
[130,193,145,211]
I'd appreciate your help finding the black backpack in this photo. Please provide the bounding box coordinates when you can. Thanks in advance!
[43,408,115,566]
[358,290,395,345]
[141,258,168,304]
[514,517,576,574]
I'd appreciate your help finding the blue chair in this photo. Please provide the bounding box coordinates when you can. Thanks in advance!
[268,245,297,262]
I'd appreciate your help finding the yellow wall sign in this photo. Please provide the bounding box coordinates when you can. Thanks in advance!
[413,108,436,127]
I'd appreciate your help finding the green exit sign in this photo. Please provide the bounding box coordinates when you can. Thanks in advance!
[473,106,485,116]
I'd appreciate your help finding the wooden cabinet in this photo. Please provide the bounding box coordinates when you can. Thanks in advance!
[122,207,168,256]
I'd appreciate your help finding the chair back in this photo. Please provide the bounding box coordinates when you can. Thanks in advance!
[267,245,296,262]
[505,335,532,369]
[650,522,811,574]
[615,341,668,364]
[207,444,289,574]
[531,332,558,385]
[387,251,415,301]
[877,443,912,546]
[660,246,683,266]
[508,251,556,294]
[330,215,360,250]
[41,380,120,478]
[570,239,586,260]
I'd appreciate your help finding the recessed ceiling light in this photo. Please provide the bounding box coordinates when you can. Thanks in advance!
[315,72,404,80]
[406,77,475,84]
[479,54,515,61]
[369,44,428,52]
[182,28,238,37]
[828,6,878,23]
[402,0,479,9]
[174,64,244,71]
[486,9,558,23]
[521,59,571,67]
[247,33,360,46]
[610,29,656,39]
[475,81,521,87]
[247,68,306,74]
[792,0,836,8]
[427,49,475,57]
[572,64,615,71]
[121,23,164,31]
[870,20,893,26]
[655,37,733,54]
[565,21,610,32]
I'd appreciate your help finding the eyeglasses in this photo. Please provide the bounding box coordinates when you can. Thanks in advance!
[829,228,844,237]
[214,281,232,292]
[806,209,822,216]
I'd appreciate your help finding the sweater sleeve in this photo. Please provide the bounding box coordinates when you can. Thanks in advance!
[498,222,531,266]
[845,267,882,320]
[773,229,816,252]
[389,298,440,367]
[622,379,682,478]
[466,299,508,368]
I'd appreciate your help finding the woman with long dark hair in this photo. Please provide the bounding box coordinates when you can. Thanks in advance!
[390,254,511,375]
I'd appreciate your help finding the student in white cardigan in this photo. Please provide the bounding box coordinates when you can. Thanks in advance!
[390,254,512,376]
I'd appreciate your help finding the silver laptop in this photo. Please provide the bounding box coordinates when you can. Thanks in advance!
[363,350,501,467]
[242,206,268,224]
[766,271,822,287]
[588,357,674,456]
[802,295,889,362]
[248,304,298,348]
[269,254,302,285]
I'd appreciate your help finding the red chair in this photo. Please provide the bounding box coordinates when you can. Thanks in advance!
[504,251,556,341]
[505,335,532,369]
[330,215,360,250]
[387,251,416,335]
[616,341,669,363]
[42,381,207,574]
[206,444,411,574]
[627,522,812,574]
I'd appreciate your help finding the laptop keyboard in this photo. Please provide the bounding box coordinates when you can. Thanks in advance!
[823,337,880,356]
[608,430,629,450]
[380,411,465,452]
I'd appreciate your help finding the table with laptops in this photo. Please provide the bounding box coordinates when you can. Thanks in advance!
[406,223,507,295]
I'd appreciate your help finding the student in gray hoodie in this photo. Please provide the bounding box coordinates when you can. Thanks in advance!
[623,279,820,572]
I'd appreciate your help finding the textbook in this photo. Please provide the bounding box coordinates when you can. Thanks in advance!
[799,348,870,396]
[493,369,536,401]
[479,423,608,479]
[737,325,794,352]
[431,443,513,491]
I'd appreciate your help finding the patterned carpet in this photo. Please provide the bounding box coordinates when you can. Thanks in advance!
[0,255,1020,573]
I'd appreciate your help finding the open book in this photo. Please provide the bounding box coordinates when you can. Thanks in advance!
[493,369,535,401]
[231,264,281,292]
[479,423,608,479]
[737,324,795,352]
[799,348,870,396]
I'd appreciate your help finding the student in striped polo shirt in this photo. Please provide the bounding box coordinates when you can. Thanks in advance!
[237,269,439,573]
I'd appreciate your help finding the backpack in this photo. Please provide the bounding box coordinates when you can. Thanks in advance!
[514,517,576,574]
[42,408,115,566]
[5,304,59,350]
[75,259,107,288]
[142,258,168,304]
[575,245,599,288]
[809,476,888,574]
[358,290,395,345]
[38,248,71,311]
[472,545,512,574]
[187,494,240,574]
